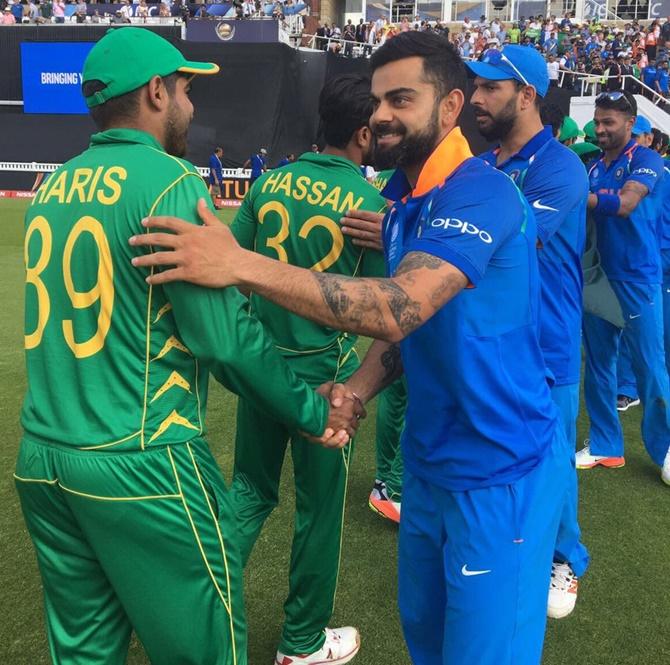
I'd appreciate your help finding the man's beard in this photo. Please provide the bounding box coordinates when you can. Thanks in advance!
[164,101,190,157]
[474,96,517,142]
[372,103,441,171]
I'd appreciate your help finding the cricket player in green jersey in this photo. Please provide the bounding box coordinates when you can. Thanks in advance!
[228,74,385,665]
[15,28,360,665]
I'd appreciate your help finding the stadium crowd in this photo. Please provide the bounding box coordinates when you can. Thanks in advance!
[314,13,670,99]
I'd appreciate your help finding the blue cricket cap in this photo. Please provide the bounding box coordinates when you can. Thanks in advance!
[465,45,550,98]
[632,115,652,136]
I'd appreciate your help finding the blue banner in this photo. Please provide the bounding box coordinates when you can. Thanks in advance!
[21,42,94,114]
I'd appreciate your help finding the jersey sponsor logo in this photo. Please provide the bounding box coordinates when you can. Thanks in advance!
[461,564,492,576]
[532,199,558,212]
[430,217,493,244]
[632,167,657,177]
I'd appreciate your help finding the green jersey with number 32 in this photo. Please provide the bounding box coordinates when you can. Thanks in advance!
[231,152,386,355]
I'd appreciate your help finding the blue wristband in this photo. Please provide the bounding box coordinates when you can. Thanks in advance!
[595,193,621,216]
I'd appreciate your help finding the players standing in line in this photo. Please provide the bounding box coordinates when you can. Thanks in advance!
[132,32,571,665]
[17,29,359,665]
[209,145,224,209]
[579,91,670,483]
[467,45,589,620]
[228,73,386,665]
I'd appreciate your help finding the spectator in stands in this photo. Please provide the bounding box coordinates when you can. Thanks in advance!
[242,0,255,17]
[343,18,355,56]
[655,58,669,98]
[545,31,558,56]
[310,143,319,153]
[606,54,623,91]
[643,59,657,96]
[9,0,22,22]
[244,147,268,184]
[508,22,521,44]
[547,53,560,86]
[647,21,660,61]
[136,0,149,19]
[662,16,670,49]
[159,2,169,16]
[38,0,51,21]
[1,5,16,23]
[53,0,65,23]
[356,19,368,48]
[120,0,133,20]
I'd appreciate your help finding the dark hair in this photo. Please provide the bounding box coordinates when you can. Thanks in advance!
[594,90,637,116]
[540,102,565,136]
[215,146,223,153]
[317,73,374,149]
[82,72,180,130]
[370,31,466,102]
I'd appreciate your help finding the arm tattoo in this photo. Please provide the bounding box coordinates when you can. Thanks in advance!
[396,251,445,276]
[380,343,402,383]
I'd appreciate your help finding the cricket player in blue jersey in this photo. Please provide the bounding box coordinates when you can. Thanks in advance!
[133,32,571,665]
[467,45,589,621]
[579,91,670,484]
[616,116,653,410]
[208,145,224,209]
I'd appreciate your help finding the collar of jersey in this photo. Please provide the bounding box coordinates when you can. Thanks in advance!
[489,125,554,166]
[381,127,473,202]
[90,128,165,151]
[597,138,637,169]
[298,151,362,174]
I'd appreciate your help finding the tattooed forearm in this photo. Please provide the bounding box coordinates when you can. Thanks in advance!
[396,251,446,275]
[376,280,423,336]
[380,343,402,383]
[312,272,389,336]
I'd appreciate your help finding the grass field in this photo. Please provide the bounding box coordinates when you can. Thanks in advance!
[1,197,669,665]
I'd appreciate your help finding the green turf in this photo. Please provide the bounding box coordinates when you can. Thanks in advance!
[2,198,669,665]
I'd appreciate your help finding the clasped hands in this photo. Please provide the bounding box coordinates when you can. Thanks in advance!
[307,382,367,449]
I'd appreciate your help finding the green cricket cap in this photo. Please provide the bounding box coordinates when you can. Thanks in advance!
[569,141,600,158]
[582,119,597,142]
[82,27,219,108]
[559,116,585,142]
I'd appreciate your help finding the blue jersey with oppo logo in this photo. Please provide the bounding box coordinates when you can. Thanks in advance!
[381,129,558,492]
[479,127,587,386]
[588,140,664,283]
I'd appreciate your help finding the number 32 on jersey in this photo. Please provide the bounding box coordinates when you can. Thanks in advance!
[24,214,114,359]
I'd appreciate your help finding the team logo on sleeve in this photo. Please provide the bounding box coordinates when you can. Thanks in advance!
[431,217,493,244]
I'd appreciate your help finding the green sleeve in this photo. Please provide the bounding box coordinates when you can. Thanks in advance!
[152,173,328,435]
[359,194,387,278]
[230,188,257,249]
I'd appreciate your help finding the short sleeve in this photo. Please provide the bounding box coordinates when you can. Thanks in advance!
[405,176,523,285]
[627,148,663,194]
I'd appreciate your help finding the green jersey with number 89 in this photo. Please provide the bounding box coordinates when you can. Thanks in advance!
[21,129,327,450]
[232,152,386,355]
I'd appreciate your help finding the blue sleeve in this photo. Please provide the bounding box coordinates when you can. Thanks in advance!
[404,177,521,285]
[523,147,589,244]
[208,155,216,171]
[627,148,663,194]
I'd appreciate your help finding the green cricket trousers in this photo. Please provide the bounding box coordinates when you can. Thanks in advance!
[15,435,246,665]
[230,339,357,656]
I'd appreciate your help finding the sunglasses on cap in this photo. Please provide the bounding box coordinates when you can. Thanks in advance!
[596,90,634,110]
[481,49,530,86]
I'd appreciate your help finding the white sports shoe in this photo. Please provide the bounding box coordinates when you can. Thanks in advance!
[575,443,625,470]
[662,448,670,486]
[275,627,360,665]
[547,562,578,619]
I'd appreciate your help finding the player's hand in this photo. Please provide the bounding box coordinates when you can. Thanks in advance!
[304,382,367,448]
[340,208,384,252]
[129,198,242,287]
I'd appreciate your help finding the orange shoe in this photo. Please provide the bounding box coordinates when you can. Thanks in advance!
[575,443,625,469]
[368,480,401,524]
